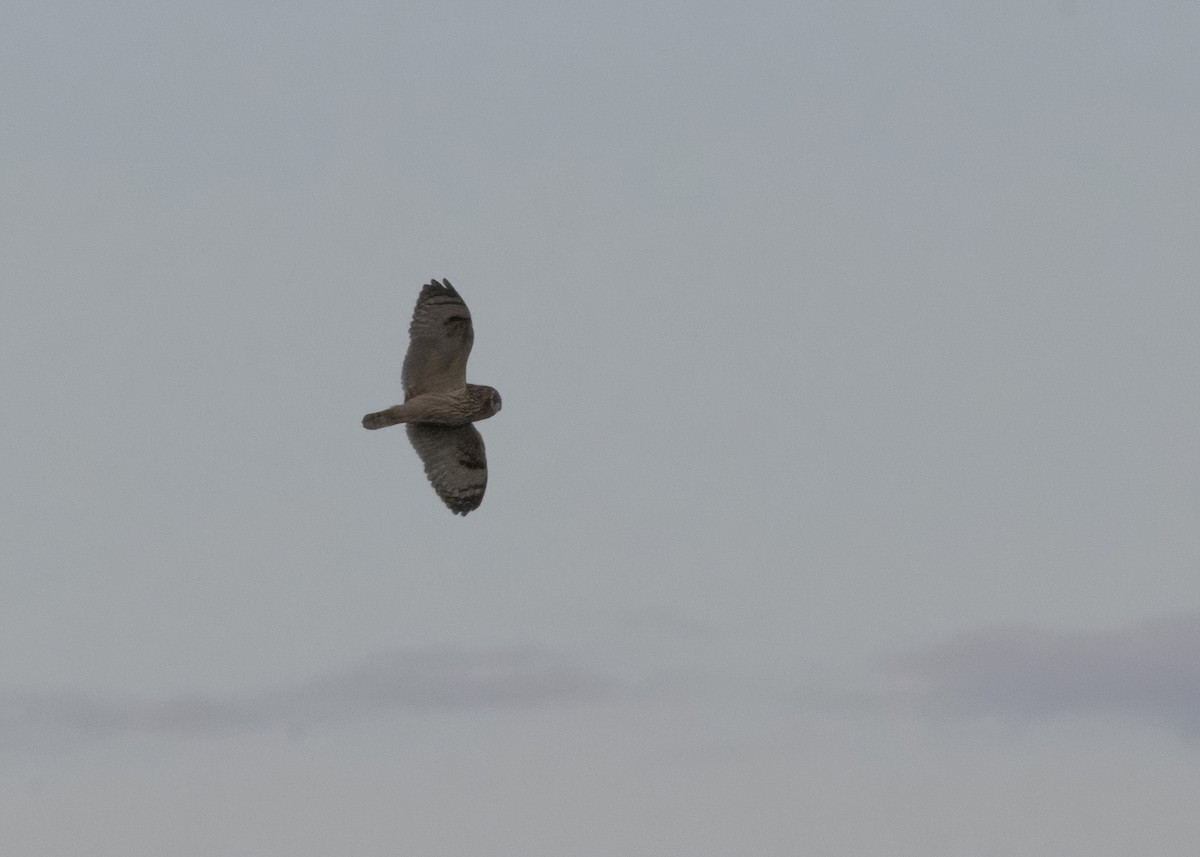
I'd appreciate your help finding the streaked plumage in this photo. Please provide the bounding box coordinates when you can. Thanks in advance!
[363,279,501,515]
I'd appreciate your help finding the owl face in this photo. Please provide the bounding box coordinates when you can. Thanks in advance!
[481,386,502,419]
[466,383,502,421]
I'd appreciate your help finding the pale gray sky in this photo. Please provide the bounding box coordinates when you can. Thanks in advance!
[4,2,1200,854]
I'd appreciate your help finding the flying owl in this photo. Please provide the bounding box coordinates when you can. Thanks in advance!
[363,279,502,515]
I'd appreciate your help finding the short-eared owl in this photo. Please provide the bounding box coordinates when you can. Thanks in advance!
[363,279,501,515]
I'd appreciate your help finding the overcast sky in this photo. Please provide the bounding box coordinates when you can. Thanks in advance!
[4,2,1200,854]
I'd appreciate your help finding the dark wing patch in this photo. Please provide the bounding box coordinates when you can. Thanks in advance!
[405,423,488,515]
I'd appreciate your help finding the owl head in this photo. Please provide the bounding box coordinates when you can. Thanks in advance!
[468,384,503,421]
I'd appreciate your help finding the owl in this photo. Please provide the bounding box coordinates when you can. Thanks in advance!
[363,279,501,515]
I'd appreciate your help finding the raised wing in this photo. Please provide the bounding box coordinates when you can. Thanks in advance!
[405,423,488,515]
[402,279,474,399]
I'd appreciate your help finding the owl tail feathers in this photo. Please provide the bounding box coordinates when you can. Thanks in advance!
[362,406,406,430]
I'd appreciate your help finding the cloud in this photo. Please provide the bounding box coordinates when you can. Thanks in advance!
[882,612,1200,732]
[0,647,620,743]
[267,646,620,722]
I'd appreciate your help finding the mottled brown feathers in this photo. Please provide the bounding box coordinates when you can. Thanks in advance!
[363,279,501,515]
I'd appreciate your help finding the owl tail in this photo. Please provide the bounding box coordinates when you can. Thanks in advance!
[362,406,406,430]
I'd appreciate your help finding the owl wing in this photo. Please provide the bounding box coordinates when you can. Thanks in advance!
[405,423,488,515]
[402,279,475,399]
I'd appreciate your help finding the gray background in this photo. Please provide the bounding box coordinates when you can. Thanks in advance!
[4,2,1200,854]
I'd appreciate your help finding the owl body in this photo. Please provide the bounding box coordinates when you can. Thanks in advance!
[363,384,501,429]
